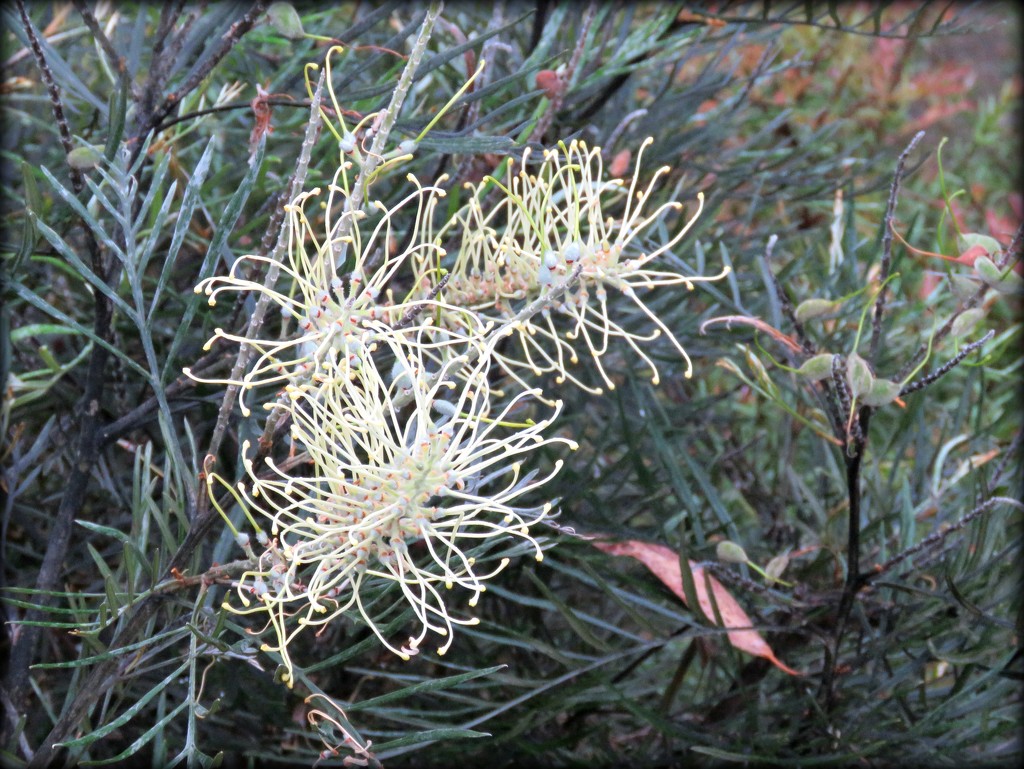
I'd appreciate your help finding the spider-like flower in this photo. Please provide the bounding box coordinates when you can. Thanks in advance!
[412,137,730,393]
[185,167,474,414]
[220,329,576,682]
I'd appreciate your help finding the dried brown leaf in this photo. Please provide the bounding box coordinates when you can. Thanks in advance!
[593,539,801,675]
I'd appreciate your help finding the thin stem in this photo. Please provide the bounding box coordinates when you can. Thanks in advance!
[869,130,924,365]
[528,0,597,144]
[131,1,267,163]
[899,330,994,397]
[864,496,1024,581]
[16,0,83,195]
[204,70,327,467]
[333,2,443,271]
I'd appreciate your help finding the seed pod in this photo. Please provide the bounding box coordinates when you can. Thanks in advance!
[716,540,749,564]
[67,145,103,170]
[743,347,776,394]
[951,307,986,338]
[860,378,901,407]
[956,232,1001,259]
[794,297,843,322]
[948,273,980,302]
[846,352,874,399]
[267,2,305,39]
[796,353,836,381]
[765,553,790,582]
[974,255,1003,287]
[995,269,1024,294]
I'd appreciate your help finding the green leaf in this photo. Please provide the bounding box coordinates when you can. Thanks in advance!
[33,626,189,669]
[28,212,136,322]
[76,519,132,545]
[104,84,128,162]
[347,665,504,711]
[8,280,148,379]
[525,570,613,652]
[150,139,215,320]
[10,323,84,343]
[373,728,490,753]
[79,700,190,766]
[163,137,265,381]
[56,661,190,750]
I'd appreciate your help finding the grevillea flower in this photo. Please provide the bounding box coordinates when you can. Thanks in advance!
[412,137,730,393]
[185,167,474,415]
[217,328,575,682]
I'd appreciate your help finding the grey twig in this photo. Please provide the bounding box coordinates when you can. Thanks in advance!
[898,330,993,397]
[864,496,1024,581]
[133,1,267,160]
[869,130,924,365]
[333,2,443,273]
[204,69,326,468]
[16,0,83,195]
[764,235,816,355]
[391,271,452,331]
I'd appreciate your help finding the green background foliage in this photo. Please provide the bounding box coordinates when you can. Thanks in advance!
[2,2,1020,766]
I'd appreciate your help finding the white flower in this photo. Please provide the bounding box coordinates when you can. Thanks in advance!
[413,138,730,392]
[185,170,473,414]
[222,330,575,680]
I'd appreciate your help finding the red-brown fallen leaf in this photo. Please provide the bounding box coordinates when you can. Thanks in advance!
[592,539,801,676]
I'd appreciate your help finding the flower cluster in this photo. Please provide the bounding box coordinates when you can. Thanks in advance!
[190,51,726,683]
[215,330,572,682]
[411,137,731,394]
[186,167,467,416]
